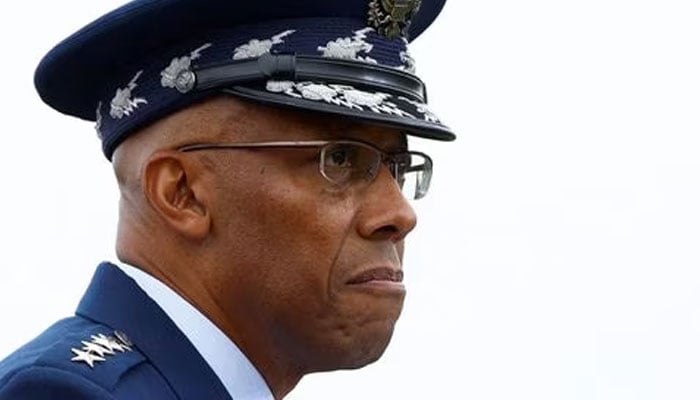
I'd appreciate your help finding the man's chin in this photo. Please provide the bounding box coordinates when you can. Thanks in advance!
[312,323,398,372]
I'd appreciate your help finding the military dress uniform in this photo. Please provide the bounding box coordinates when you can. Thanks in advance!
[0,262,263,399]
[0,0,454,398]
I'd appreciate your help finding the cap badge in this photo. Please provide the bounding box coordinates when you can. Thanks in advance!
[318,27,378,64]
[70,331,133,369]
[233,30,296,60]
[368,0,423,39]
[161,43,212,92]
[110,71,148,119]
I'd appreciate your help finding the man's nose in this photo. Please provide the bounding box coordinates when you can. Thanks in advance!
[356,165,418,242]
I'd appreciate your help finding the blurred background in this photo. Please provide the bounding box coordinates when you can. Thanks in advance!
[1,1,699,399]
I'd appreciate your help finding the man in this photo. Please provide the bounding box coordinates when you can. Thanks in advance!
[0,0,454,398]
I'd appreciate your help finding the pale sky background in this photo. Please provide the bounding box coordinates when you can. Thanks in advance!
[1,1,699,399]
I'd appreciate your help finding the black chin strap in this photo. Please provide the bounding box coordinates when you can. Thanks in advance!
[176,53,427,103]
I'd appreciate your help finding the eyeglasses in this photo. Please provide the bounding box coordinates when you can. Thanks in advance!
[177,140,433,200]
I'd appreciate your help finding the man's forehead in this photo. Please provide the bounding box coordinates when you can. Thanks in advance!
[185,95,408,149]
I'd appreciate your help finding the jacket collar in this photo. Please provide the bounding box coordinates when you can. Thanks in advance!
[76,262,232,400]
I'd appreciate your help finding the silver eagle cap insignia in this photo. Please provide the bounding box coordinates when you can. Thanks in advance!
[368,0,423,39]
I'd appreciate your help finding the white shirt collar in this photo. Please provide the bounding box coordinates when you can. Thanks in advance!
[117,262,274,400]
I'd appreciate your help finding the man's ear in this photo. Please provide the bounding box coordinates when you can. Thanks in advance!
[143,151,211,240]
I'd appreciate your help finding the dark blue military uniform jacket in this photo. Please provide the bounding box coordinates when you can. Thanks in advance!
[0,263,233,399]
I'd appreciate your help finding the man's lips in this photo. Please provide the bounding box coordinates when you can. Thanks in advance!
[346,267,404,285]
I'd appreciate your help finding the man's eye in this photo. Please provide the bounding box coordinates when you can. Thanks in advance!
[326,147,355,168]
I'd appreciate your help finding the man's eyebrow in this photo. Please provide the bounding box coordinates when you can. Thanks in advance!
[377,133,409,153]
[330,123,408,150]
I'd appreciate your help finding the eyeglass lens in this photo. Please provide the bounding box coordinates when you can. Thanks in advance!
[320,142,432,200]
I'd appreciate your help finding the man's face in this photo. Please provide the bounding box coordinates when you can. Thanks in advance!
[189,97,417,372]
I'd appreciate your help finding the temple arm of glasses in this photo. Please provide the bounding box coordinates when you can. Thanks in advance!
[177,141,332,152]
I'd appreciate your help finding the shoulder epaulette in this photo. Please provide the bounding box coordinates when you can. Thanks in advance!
[34,325,147,391]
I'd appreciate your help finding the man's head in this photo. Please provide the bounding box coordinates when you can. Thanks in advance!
[113,95,418,394]
[35,0,454,396]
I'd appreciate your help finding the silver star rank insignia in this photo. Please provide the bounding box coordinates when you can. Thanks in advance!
[71,348,106,368]
[368,0,423,39]
[70,331,134,368]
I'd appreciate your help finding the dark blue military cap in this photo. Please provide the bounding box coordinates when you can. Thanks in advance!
[35,0,455,160]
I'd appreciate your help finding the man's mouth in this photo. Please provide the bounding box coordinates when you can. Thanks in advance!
[347,267,404,285]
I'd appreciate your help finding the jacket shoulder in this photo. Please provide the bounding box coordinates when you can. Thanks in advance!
[0,316,148,398]
[0,365,113,400]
